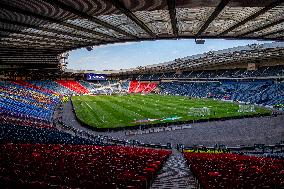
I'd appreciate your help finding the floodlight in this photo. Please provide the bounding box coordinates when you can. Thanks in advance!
[86,46,93,51]
[195,39,205,44]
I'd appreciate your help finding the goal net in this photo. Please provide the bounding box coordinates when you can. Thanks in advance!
[238,104,255,113]
[188,107,211,117]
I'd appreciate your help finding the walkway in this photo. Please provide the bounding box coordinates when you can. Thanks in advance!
[151,150,197,189]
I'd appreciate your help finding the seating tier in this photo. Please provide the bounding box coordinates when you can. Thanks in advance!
[0,143,171,189]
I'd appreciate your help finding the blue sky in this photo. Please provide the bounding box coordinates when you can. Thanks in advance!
[68,39,271,71]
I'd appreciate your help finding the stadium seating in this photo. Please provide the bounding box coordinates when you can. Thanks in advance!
[0,124,97,145]
[13,80,58,95]
[29,80,75,96]
[78,80,98,91]
[79,80,121,94]
[0,78,283,189]
[136,65,284,80]
[136,82,149,93]
[143,82,157,93]
[0,143,171,189]
[0,80,175,189]
[0,81,60,128]
[160,81,284,108]
[0,112,54,130]
[184,152,284,189]
[128,81,157,93]
[56,80,90,94]
[121,80,130,91]
[128,80,138,93]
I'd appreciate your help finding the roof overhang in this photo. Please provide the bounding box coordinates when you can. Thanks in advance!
[0,0,284,71]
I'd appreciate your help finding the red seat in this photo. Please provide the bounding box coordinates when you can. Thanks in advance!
[184,152,284,189]
[0,143,171,189]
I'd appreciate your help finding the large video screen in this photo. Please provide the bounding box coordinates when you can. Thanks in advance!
[85,73,107,80]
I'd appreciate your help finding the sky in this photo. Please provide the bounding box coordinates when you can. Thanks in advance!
[67,39,272,71]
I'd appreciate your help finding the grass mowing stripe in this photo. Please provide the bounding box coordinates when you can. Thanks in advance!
[126,96,172,118]
[121,95,209,117]
[106,95,145,119]
[98,96,141,123]
[140,95,191,111]
[73,98,103,126]
[131,94,192,109]
[88,98,121,128]
[85,96,119,128]
[112,95,168,118]
[71,94,272,129]
[145,96,249,118]
[73,105,95,125]
[116,95,204,122]
[81,101,102,125]
[126,95,189,116]
[92,95,149,127]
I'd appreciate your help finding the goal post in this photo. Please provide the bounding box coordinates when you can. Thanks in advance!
[238,104,256,113]
[188,107,211,117]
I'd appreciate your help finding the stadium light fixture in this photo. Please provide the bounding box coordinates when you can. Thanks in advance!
[195,39,205,44]
[86,46,93,51]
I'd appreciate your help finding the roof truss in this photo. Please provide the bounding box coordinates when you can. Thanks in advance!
[196,0,230,37]
[239,18,284,37]
[219,0,283,36]
[0,3,116,41]
[106,0,156,38]
[167,0,178,37]
[42,0,138,39]
[0,18,108,42]
[0,0,284,72]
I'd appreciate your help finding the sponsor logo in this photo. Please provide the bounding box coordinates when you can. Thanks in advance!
[161,116,182,121]
[85,74,107,80]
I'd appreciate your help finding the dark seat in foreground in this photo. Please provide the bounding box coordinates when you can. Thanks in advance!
[0,143,171,189]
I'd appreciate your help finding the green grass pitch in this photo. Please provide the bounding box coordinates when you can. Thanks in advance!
[71,94,271,129]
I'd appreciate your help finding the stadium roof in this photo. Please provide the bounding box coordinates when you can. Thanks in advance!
[1,0,284,71]
[111,42,284,74]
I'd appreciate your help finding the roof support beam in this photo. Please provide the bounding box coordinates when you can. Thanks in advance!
[219,0,283,36]
[0,47,60,54]
[0,28,92,47]
[0,60,59,64]
[0,18,102,43]
[259,29,284,38]
[0,38,100,53]
[0,43,69,50]
[43,0,138,39]
[0,3,117,41]
[276,34,284,40]
[106,0,157,38]
[167,0,178,37]
[196,0,230,37]
[0,35,81,49]
[238,18,284,37]
[0,40,67,50]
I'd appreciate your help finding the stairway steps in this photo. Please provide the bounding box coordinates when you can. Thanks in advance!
[151,150,198,189]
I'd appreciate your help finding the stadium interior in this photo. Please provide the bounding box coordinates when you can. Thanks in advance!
[0,0,284,188]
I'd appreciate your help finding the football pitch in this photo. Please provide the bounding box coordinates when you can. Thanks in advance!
[71,94,271,129]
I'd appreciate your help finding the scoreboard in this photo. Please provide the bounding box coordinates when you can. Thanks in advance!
[85,73,107,80]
